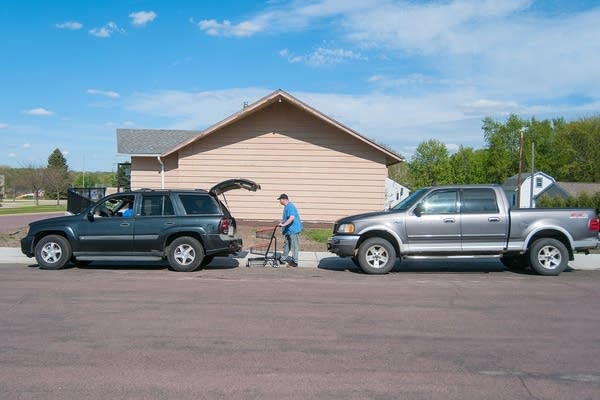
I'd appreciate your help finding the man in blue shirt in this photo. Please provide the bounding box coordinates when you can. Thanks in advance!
[277,193,303,267]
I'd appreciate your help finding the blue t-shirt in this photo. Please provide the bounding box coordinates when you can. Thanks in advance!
[281,202,303,235]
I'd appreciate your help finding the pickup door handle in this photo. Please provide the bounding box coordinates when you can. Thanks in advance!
[164,222,175,226]
[488,217,501,222]
[443,218,455,223]
[120,222,130,227]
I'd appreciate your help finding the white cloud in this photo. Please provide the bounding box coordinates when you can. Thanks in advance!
[8,153,16,158]
[87,89,120,99]
[89,22,125,38]
[23,143,31,148]
[0,123,8,129]
[280,47,366,67]
[56,21,83,30]
[23,108,53,116]
[129,11,157,27]
[197,19,262,37]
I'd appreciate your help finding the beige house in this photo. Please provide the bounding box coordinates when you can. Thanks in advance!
[117,90,404,222]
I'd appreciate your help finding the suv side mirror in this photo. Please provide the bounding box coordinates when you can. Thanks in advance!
[87,212,95,222]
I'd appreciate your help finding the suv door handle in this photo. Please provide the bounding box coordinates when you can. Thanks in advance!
[488,217,501,222]
[120,222,130,227]
[443,218,455,223]
[164,222,175,226]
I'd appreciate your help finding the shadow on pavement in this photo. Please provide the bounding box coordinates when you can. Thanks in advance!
[319,257,516,274]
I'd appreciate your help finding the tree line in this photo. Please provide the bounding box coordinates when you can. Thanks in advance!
[0,149,130,204]
[389,114,600,189]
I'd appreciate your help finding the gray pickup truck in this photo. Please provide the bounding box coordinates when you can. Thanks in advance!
[327,185,599,275]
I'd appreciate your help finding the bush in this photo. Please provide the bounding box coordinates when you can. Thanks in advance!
[537,192,600,215]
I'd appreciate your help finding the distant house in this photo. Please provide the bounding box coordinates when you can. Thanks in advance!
[117,90,404,222]
[384,178,410,209]
[503,171,600,208]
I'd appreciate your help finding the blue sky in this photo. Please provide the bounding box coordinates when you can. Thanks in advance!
[1,0,599,171]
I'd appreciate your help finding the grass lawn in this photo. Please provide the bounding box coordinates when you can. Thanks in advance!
[0,204,67,215]
[303,228,331,243]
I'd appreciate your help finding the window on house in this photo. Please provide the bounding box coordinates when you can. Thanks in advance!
[536,177,543,188]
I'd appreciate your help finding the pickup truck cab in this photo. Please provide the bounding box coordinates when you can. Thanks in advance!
[328,185,599,275]
[21,179,260,272]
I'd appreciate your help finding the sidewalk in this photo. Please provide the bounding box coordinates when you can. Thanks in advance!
[2,247,599,270]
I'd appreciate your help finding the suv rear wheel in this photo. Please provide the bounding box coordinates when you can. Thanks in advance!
[167,236,204,272]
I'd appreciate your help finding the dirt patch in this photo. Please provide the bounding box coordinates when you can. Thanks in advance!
[0,226,27,247]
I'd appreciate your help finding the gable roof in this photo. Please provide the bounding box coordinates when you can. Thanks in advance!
[160,89,404,166]
[117,129,199,156]
[535,183,570,199]
[503,171,555,189]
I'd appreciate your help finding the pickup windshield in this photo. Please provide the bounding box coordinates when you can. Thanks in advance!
[391,188,427,211]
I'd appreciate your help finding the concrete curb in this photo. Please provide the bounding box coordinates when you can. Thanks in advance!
[2,247,599,270]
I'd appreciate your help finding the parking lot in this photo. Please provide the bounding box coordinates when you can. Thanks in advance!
[1,261,599,400]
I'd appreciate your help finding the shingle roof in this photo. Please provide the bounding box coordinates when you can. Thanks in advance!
[556,182,600,197]
[116,129,200,155]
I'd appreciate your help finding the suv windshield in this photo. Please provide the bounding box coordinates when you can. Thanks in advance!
[391,189,427,211]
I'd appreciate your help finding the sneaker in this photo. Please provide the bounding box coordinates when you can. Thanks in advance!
[287,260,298,268]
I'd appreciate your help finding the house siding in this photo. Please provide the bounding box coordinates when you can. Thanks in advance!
[168,101,387,222]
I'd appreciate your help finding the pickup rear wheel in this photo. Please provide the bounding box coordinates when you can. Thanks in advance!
[35,235,72,270]
[528,238,568,276]
[357,237,396,274]
[167,236,204,272]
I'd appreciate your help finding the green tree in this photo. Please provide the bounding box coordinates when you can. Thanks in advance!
[46,148,71,204]
[482,114,525,183]
[408,139,452,188]
[551,116,600,182]
[449,146,488,184]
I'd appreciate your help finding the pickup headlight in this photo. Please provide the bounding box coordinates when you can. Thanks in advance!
[337,223,355,234]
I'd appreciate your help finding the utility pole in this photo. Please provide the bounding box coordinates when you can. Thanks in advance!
[516,129,525,208]
[529,141,535,208]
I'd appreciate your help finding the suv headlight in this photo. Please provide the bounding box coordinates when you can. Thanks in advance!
[337,223,355,234]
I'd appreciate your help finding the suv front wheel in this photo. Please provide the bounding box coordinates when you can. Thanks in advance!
[35,235,72,270]
[167,236,204,272]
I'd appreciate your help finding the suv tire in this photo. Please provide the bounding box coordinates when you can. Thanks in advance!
[357,237,396,274]
[35,235,72,270]
[167,236,204,272]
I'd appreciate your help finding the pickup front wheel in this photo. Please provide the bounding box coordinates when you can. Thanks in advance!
[528,238,568,276]
[357,237,396,274]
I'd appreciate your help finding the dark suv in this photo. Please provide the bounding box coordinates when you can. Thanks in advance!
[21,179,260,272]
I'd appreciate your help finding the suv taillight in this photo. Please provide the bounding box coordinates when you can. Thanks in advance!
[590,218,600,232]
[219,218,231,235]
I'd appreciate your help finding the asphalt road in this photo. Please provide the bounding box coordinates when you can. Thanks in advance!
[0,212,65,233]
[1,262,599,400]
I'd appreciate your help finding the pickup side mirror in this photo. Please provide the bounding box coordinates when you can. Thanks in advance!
[87,212,95,222]
[413,203,423,217]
